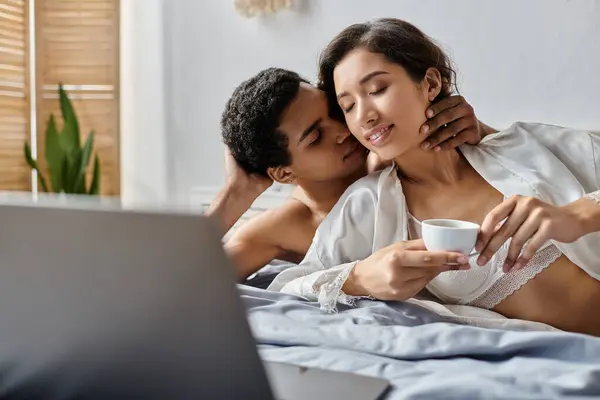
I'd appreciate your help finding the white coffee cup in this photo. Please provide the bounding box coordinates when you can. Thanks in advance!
[421,219,480,255]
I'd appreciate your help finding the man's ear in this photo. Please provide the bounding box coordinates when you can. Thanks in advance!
[267,166,296,185]
[423,67,443,102]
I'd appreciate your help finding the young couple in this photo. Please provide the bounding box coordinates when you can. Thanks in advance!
[209,19,600,336]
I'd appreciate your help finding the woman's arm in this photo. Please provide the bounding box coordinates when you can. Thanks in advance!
[583,130,600,232]
[523,124,600,193]
[271,237,468,312]
[267,174,381,311]
[525,127,600,234]
[476,127,600,272]
[572,191,600,236]
[268,170,469,311]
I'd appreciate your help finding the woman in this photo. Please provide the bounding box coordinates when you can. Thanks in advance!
[268,18,600,335]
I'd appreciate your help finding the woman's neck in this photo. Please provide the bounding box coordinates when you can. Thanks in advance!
[394,147,468,187]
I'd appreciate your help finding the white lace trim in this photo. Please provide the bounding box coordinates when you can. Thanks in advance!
[314,262,370,313]
[470,244,562,309]
[584,190,600,205]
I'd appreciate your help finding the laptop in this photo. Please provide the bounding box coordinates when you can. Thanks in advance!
[0,194,389,399]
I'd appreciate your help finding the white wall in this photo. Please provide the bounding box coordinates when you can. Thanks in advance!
[120,0,168,205]
[146,0,600,202]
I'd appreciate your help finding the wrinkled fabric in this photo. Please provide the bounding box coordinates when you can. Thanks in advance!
[241,286,600,399]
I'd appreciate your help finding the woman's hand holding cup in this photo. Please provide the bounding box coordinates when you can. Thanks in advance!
[342,239,470,301]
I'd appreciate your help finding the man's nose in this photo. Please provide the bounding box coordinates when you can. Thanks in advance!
[335,127,351,144]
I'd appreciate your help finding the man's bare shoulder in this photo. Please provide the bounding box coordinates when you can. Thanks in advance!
[229,197,315,243]
[245,197,313,234]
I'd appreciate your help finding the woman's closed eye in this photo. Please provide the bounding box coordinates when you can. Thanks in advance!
[341,86,387,113]
[342,103,355,114]
[369,86,388,95]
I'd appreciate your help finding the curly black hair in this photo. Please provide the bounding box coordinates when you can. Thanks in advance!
[221,67,309,177]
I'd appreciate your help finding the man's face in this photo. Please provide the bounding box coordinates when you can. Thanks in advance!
[276,83,367,183]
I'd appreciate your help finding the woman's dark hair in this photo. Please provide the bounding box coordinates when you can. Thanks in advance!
[318,18,457,122]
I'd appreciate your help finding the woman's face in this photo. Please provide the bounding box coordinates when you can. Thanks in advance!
[333,47,440,161]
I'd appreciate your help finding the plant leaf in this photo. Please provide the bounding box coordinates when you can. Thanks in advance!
[45,114,64,193]
[24,141,49,192]
[59,83,80,150]
[64,149,83,194]
[37,173,49,193]
[24,141,37,170]
[61,156,72,193]
[74,131,94,193]
[88,154,101,195]
[60,118,79,157]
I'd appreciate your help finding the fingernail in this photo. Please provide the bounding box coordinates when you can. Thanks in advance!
[422,124,430,133]
[513,262,522,270]
[503,261,511,270]
[475,241,482,251]
[477,256,487,266]
[421,142,431,150]
[426,110,434,118]
[457,256,468,264]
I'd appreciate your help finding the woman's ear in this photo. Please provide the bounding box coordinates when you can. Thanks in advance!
[267,166,296,185]
[423,67,443,102]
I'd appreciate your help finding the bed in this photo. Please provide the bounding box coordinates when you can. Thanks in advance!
[241,268,600,399]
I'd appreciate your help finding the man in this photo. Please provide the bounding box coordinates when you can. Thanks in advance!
[207,68,496,279]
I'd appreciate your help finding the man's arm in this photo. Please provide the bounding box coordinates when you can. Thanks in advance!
[365,95,498,174]
[420,95,499,151]
[204,149,272,235]
[478,121,500,138]
[206,150,314,280]
[224,205,299,279]
[209,190,309,280]
[205,184,260,234]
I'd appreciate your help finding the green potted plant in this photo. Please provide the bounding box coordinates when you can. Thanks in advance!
[24,84,101,195]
